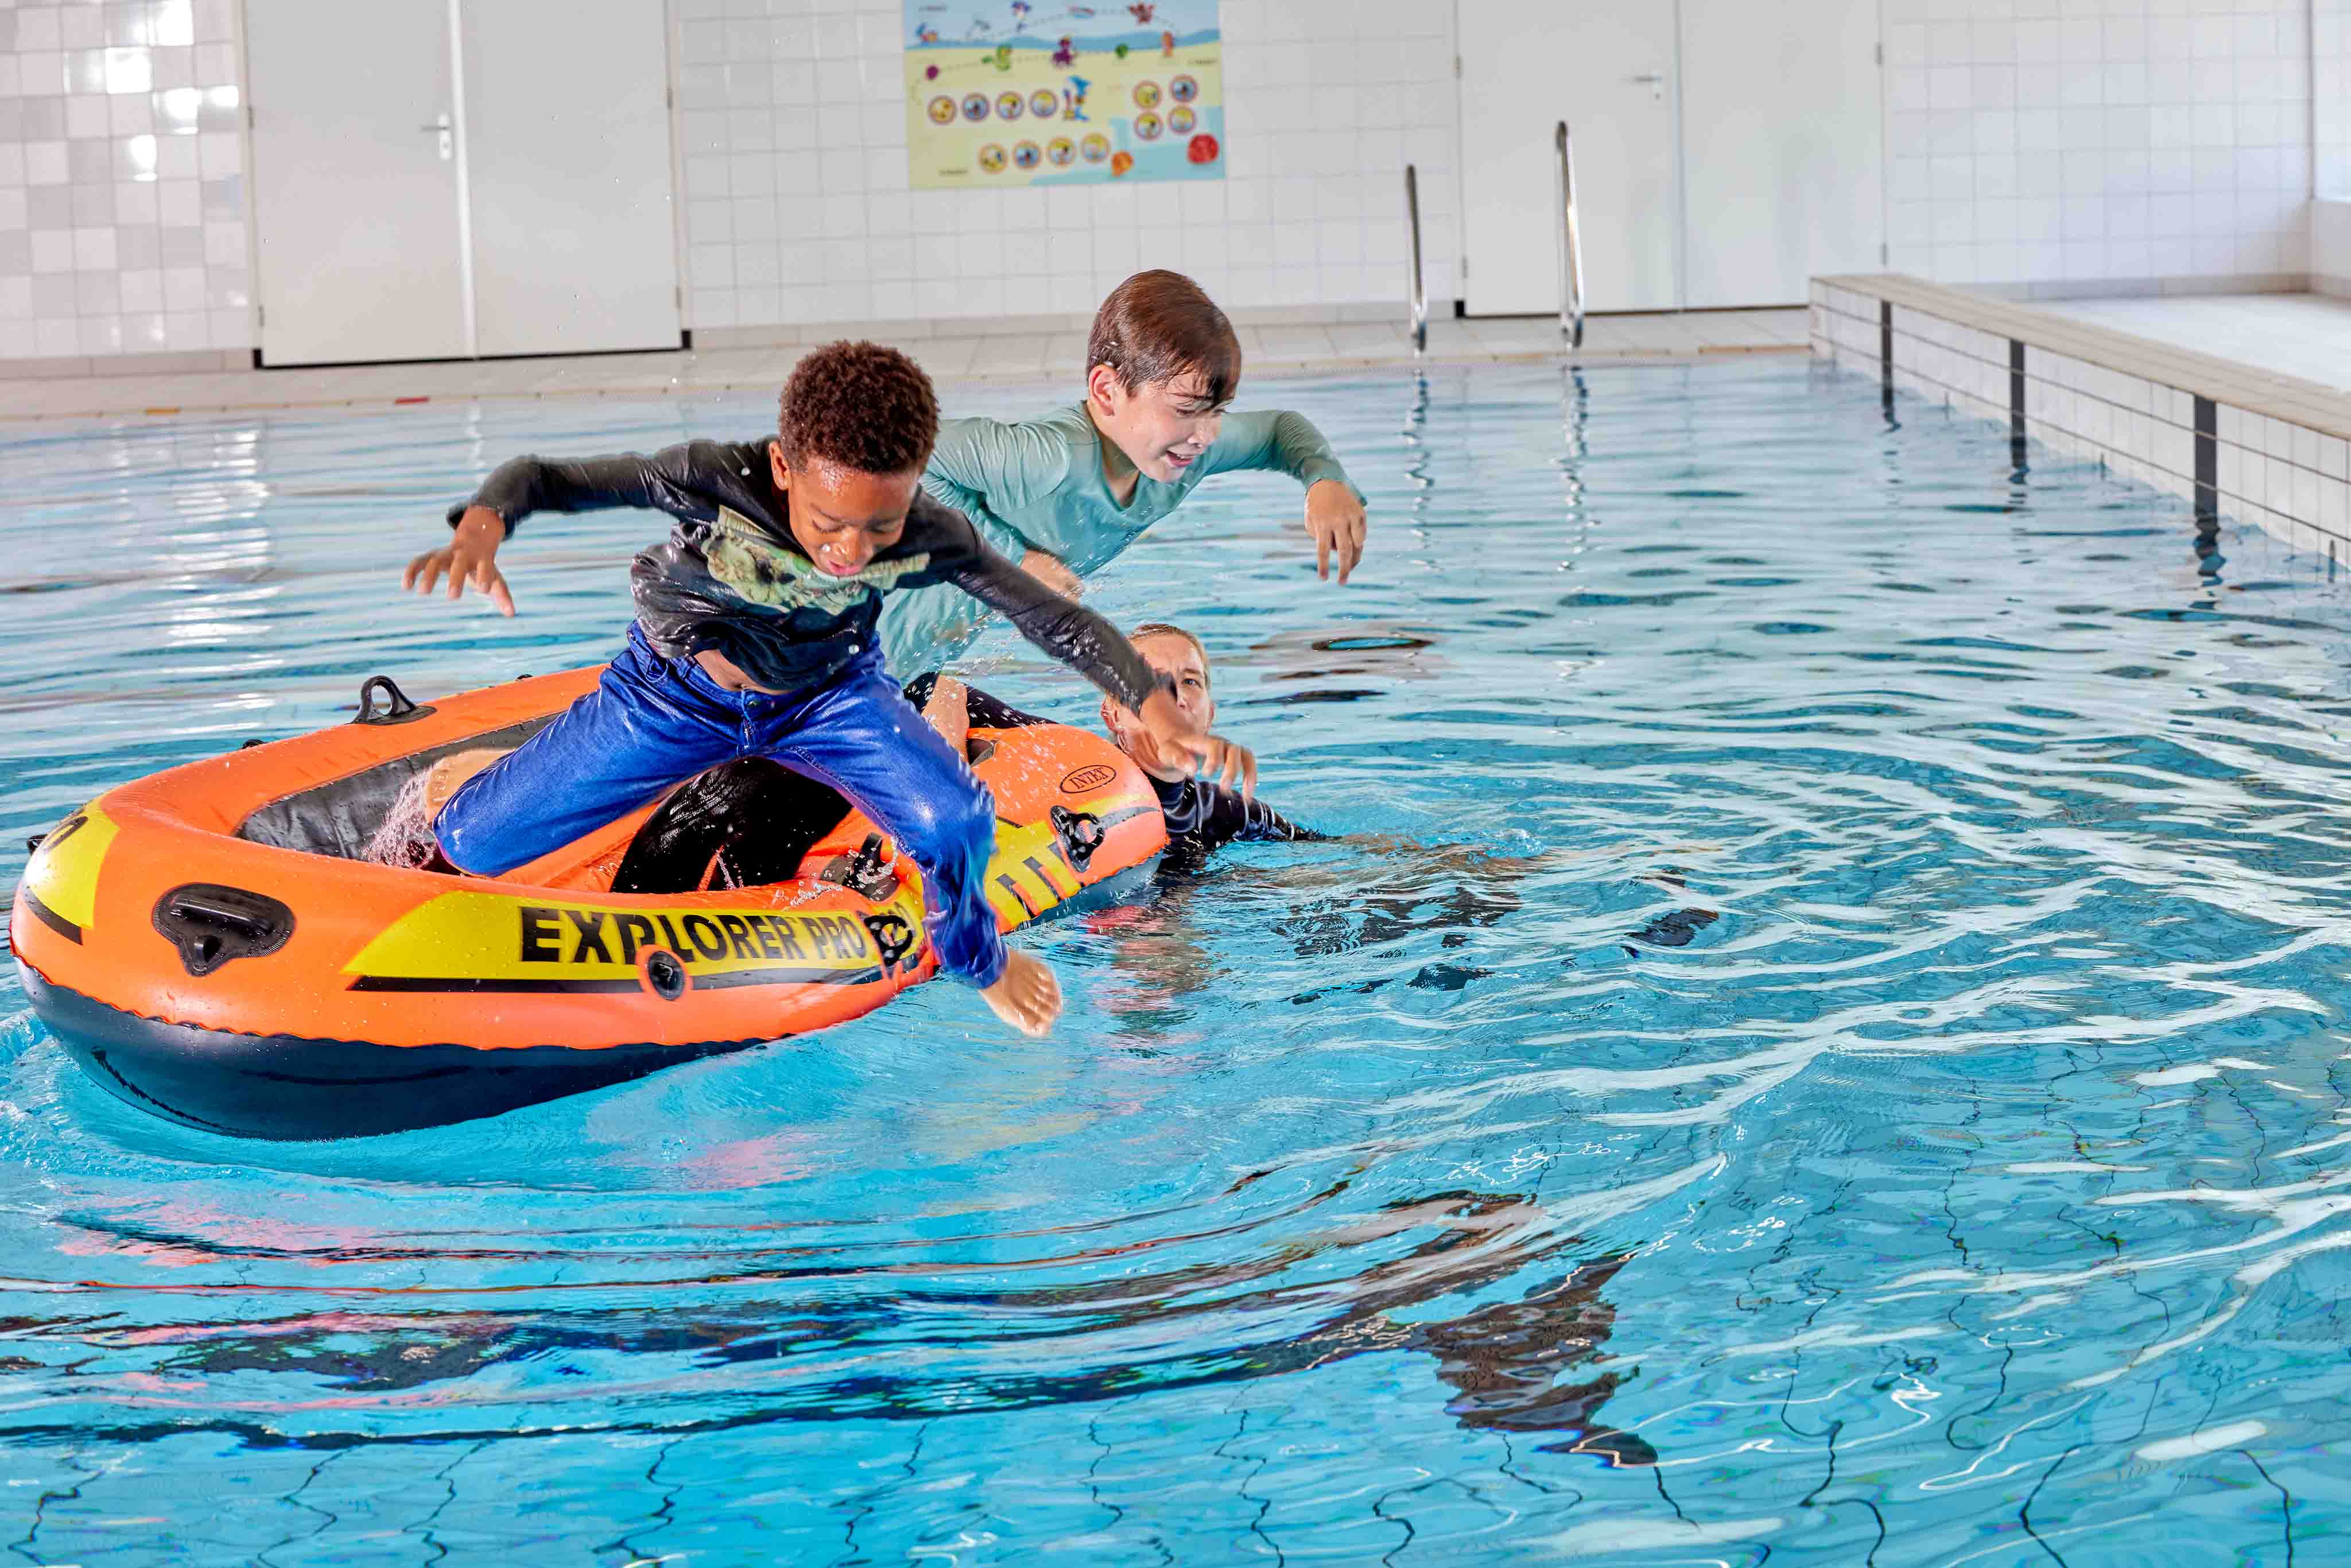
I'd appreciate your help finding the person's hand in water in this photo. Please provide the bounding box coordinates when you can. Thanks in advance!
[979,948,1063,1037]
[1303,479,1367,584]
[404,504,516,615]
[1021,549,1083,599]
[1136,686,1256,798]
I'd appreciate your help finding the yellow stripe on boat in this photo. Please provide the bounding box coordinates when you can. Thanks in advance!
[19,803,119,942]
[982,819,1082,925]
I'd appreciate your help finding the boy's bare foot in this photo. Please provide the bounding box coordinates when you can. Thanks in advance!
[978,949,1062,1038]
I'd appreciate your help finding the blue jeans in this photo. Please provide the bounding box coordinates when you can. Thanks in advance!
[435,625,1007,987]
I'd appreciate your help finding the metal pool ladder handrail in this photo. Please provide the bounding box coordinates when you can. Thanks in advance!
[1404,163,1427,354]
[1555,121,1585,350]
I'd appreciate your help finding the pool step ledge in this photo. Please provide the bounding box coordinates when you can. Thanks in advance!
[1811,273,2351,566]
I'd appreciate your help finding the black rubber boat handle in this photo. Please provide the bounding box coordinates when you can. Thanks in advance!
[353,675,435,725]
[153,884,294,977]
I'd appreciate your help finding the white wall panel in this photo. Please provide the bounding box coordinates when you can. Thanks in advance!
[247,0,468,366]
[1680,0,1882,308]
[1457,1,1679,316]
[461,0,681,357]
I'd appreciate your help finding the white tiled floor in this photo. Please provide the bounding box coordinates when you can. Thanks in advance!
[0,308,1809,424]
[2035,293,2351,395]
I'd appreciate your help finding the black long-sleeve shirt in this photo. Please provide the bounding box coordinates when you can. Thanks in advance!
[1147,771,1319,857]
[451,439,1162,706]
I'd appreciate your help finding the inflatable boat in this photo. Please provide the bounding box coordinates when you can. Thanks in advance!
[9,669,1166,1140]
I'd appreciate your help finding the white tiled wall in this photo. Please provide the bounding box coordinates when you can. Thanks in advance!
[1883,0,2313,289]
[0,0,251,361]
[0,0,1455,363]
[2318,0,2351,197]
[0,0,2337,366]
[672,0,1459,333]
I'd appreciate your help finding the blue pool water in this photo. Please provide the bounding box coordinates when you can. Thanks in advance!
[3,357,2350,1563]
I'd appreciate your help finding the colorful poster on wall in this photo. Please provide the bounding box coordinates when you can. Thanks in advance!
[904,2,1224,189]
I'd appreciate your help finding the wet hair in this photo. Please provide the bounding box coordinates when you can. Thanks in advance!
[1087,270,1242,407]
[775,340,939,475]
[1131,621,1210,687]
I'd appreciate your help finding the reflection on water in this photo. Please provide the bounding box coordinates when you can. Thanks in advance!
[3,359,2350,1560]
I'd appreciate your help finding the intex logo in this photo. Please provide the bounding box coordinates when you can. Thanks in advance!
[1060,764,1117,794]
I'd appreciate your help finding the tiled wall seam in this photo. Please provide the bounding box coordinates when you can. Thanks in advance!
[1809,279,2351,566]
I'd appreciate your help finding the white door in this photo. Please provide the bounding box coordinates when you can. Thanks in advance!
[247,0,469,365]
[1679,0,1881,307]
[1457,1,1681,316]
[460,3,681,357]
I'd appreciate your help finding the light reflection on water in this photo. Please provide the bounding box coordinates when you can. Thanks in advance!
[2,359,2349,1562]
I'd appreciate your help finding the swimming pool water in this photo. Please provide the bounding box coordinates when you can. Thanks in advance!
[3,357,2349,1563]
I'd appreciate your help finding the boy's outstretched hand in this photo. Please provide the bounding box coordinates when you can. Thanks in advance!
[1304,478,1367,585]
[404,504,516,616]
[1137,688,1257,799]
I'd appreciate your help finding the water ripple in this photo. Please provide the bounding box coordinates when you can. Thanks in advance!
[2,361,2348,1560]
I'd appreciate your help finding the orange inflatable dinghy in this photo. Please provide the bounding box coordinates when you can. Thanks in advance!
[9,669,1166,1140]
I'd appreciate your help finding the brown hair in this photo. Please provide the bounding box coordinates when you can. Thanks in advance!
[1087,270,1242,405]
[776,340,939,473]
[1130,621,1210,687]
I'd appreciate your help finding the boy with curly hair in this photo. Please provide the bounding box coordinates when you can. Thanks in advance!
[402,340,1248,1038]
[876,269,1369,670]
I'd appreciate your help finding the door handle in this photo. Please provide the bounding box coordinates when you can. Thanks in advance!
[1630,71,1666,102]
[420,112,452,160]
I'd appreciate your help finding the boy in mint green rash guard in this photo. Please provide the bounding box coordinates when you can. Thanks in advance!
[876,269,1369,672]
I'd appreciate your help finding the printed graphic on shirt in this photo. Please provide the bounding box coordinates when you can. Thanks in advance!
[703,507,932,612]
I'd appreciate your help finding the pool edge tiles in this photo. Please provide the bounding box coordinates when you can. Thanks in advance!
[1810,273,2351,568]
